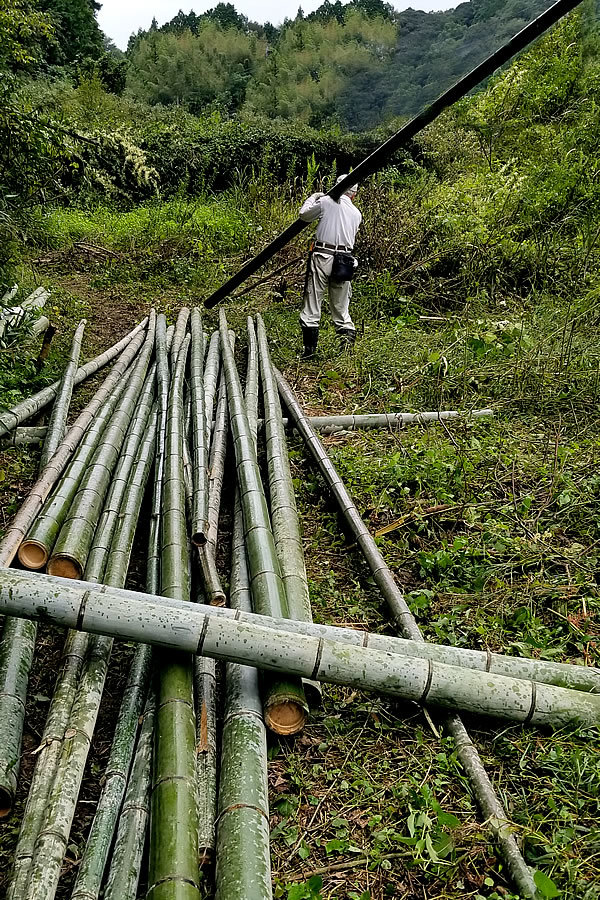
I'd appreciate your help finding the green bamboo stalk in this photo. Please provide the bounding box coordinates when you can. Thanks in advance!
[0,326,149,818]
[193,330,234,865]
[4,566,596,692]
[40,320,86,469]
[203,331,220,445]
[101,384,166,900]
[3,573,600,735]
[219,310,307,735]
[274,369,539,899]
[170,306,190,366]
[47,313,157,579]
[0,425,47,447]
[148,333,201,900]
[22,397,159,900]
[0,319,148,440]
[6,630,89,897]
[70,412,157,900]
[215,318,272,900]
[190,309,209,546]
[17,329,149,572]
[102,694,155,900]
[256,316,320,707]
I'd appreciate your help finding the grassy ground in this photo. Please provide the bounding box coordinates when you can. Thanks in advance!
[0,194,599,900]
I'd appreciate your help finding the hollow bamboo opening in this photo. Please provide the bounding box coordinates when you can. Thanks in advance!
[47,555,83,580]
[17,540,49,570]
[191,530,208,547]
[265,701,307,736]
[0,785,13,818]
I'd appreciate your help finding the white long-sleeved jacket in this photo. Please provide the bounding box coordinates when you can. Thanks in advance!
[299,193,362,249]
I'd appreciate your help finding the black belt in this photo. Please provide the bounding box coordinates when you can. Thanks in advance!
[314,241,352,252]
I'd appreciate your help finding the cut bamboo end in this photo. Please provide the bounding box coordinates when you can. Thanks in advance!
[303,678,324,708]
[17,540,49,570]
[264,701,307,735]
[191,530,208,547]
[209,593,227,607]
[0,786,13,818]
[47,555,83,580]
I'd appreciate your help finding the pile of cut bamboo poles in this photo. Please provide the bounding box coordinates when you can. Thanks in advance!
[0,310,596,900]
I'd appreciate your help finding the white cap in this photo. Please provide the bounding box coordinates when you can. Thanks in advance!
[336,174,358,195]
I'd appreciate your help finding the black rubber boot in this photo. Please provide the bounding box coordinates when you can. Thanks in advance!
[301,325,319,359]
[337,327,357,348]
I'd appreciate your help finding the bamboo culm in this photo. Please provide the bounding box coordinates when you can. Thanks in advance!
[170,306,190,366]
[0,325,148,817]
[2,572,600,734]
[40,319,86,469]
[203,331,220,446]
[148,333,202,900]
[215,317,272,900]
[190,308,209,545]
[0,426,47,447]
[218,310,308,735]
[47,312,157,579]
[102,695,155,900]
[274,368,538,899]
[0,325,149,819]
[21,394,159,900]
[0,319,148,439]
[70,411,157,900]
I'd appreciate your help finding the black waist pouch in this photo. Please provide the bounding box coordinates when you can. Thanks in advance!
[331,252,357,282]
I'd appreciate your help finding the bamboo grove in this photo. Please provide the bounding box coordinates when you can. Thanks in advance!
[0,311,597,899]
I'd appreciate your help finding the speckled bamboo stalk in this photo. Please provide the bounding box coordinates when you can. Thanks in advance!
[189,309,208,546]
[170,306,190,365]
[148,333,201,900]
[40,320,86,468]
[17,325,149,572]
[2,574,599,736]
[203,331,220,445]
[205,330,234,550]
[70,412,157,900]
[102,694,155,900]
[22,400,159,900]
[215,317,272,900]
[0,327,148,818]
[5,629,89,897]
[0,319,148,439]
[0,426,47,447]
[219,310,308,735]
[3,567,597,692]
[275,368,538,900]
[256,316,319,706]
[47,313,156,579]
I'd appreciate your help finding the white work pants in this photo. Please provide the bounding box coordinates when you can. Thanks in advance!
[300,251,355,331]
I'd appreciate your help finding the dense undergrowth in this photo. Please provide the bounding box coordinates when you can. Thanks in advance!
[1,7,600,900]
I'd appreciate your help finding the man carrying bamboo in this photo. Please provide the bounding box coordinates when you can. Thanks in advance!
[298,175,362,358]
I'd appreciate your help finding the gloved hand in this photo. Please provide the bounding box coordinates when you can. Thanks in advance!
[312,191,325,199]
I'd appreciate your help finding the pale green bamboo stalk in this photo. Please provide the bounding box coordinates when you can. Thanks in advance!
[2,573,599,735]
[170,306,190,365]
[218,310,307,735]
[0,319,148,440]
[206,330,234,549]
[40,320,86,468]
[148,333,201,900]
[190,308,209,546]
[18,332,148,572]
[47,313,157,579]
[70,411,157,900]
[203,331,220,446]
[0,426,47,447]
[22,398,159,900]
[0,327,149,817]
[6,630,88,897]
[102,694,155,900]
[215,317,272,900]
[148,315,171,593]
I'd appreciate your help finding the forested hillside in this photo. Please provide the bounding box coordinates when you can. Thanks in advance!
[125,0,554,128]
